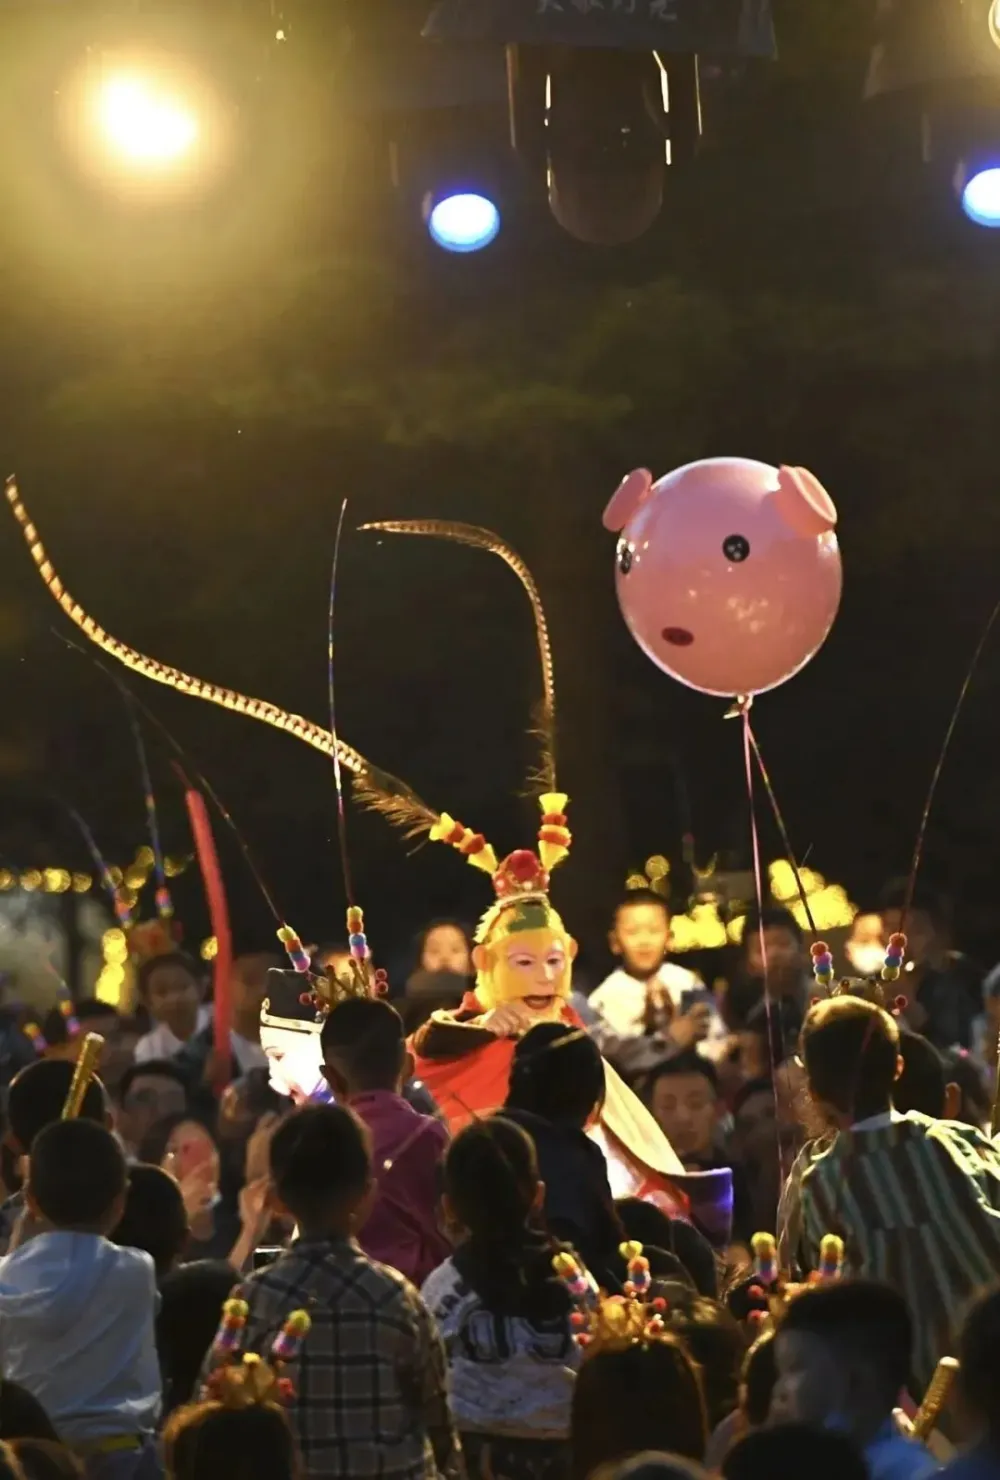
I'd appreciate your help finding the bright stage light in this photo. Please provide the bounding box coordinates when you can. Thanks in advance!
[961,166,1000,226]
[94,75,199,166]
[58,49,232,201]
[991,0,1000,50]
[426,192,501,253]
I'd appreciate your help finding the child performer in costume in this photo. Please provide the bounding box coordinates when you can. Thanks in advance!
[4,488,731,1241]
[348,520,732,1242]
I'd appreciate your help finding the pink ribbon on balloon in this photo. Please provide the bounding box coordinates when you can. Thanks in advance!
[179,770,233,1093]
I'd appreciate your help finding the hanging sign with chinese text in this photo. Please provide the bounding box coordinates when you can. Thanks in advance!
[424,0,776,58]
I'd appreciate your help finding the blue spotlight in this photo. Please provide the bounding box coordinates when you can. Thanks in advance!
[961,166,1000,227]
[426,192,500,253]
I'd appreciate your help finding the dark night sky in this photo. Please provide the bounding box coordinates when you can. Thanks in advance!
[1,0,1000,984]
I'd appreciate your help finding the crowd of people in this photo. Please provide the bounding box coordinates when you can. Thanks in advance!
[0,874,997,1480]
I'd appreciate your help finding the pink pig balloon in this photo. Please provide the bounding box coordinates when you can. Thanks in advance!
[604,457,842,698]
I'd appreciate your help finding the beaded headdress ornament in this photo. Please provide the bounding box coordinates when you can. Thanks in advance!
[553,1241,671,1356]
[202,1299,312,1409]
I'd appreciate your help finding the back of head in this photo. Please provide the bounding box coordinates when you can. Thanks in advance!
[612,1456,711,1480]
[616,1200,718,1299]
[801,996,899,1119]
[571,1337,707,1480]
[319,998,405,1092]
[268,1104,370,1226]
[507,1022,605,1128]
[723,1424,867,1480]
[742,1330,777,1427]
[444,1116,564,1318]
[165,1401,297,1480]
[958,1285,1000,1438]
[894,1030,946,1117]
[112,1164,188,1279]
[665,1293,746,1431]
[11,1442,82,1480]
[7,1061,106,1153]
[28,1119,127,1231]
[778,1279,912,1414]
[0,1384,58,1443]
[400,970,466,1034]
[157,1261,240,1414]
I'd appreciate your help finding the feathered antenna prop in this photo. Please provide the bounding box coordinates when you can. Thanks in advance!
[359,519,557,795]
[351,764,499,875]
[6,478,372,776]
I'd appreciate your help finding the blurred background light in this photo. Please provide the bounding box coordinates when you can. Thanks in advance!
[425,190,501,252]
[961,165,1000,225]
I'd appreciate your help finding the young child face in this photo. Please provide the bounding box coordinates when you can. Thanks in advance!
[145,962,201,1040]
[744,926,803,982]
[421,925,471,977]
[612,901,670,977]
[772,1331,848,1427]
[650,1069,717,1160]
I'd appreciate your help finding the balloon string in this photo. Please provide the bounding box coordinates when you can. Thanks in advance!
[745,720,817,935]
[328,498,354,909]
[741,705,784,1192]
[904,594,1000,934]
[54,633,285,926]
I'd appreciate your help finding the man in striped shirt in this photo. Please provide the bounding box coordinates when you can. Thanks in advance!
[797,995,1000,1394]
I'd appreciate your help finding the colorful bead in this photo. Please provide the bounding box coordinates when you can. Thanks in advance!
[882,932,907,982]
[277,924,311,974]
[811,940,833,988]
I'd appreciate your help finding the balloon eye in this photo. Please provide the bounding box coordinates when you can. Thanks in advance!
[617,540,633,575]
[723,534,750,563]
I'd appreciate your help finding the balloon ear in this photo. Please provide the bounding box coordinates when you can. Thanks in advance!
[603,469,654,532]
[773,466,838,537]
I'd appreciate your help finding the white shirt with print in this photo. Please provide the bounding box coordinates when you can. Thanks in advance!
[589,963,730,1061]
[421,1257,579,1439]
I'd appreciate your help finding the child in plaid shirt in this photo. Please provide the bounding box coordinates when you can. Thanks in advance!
[217,1104,461,1480]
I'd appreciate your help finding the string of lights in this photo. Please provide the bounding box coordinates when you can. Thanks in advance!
[0,848,192,900]
[625,855,857,952]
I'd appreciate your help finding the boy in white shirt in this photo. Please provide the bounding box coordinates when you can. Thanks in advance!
[133,952,210,1064]
[589,890,729,1062]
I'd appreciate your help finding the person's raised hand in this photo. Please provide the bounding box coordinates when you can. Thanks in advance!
[667,1001,712,1049]
[480,1000,535,1038]
[245,1111,282,1187]
[238,1176,270,1241]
